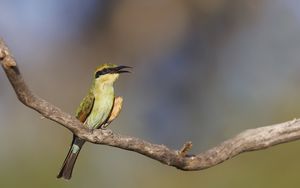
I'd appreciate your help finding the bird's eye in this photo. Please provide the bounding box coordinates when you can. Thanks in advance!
[95,70,102,78]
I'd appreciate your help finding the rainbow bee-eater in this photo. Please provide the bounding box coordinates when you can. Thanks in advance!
[57,64,131,180]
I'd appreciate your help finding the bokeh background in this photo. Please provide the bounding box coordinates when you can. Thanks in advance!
[1,0,300,187]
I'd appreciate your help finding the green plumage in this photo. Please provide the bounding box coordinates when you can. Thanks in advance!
[75,86,95,123]
[86,82,114,129]
[57,64,129,180]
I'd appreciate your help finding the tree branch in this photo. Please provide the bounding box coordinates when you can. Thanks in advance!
[1,38,300,171]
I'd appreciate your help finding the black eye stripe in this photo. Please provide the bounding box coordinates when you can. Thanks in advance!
[95,71,101,78]
[95,68,111,78]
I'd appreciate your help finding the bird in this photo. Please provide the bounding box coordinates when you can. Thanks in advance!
[57,64,131,180]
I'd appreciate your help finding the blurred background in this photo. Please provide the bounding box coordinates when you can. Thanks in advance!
[1,0,300,187]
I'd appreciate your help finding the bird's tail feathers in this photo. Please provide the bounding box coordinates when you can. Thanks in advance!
[57,137,85,180]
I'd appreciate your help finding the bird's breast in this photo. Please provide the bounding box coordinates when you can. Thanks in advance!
[86,85,114,129]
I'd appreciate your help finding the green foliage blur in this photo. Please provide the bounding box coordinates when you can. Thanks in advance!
[1,0,300,187]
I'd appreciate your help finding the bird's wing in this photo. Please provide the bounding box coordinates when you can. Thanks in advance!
[75,91,95,123]
[101,96,123,128]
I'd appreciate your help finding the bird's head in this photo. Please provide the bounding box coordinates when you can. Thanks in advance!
[94,64,131,84]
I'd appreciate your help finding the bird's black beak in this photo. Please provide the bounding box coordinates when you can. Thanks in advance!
[112,65,132,74]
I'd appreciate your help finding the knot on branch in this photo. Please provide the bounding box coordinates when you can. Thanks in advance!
[0,43,17,69]
[0,48,7,61]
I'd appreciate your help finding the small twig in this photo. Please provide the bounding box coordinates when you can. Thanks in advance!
[179,141,193,157]
[1,38,300,172]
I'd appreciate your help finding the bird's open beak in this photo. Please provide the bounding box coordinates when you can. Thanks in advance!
[112,65,132,74]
